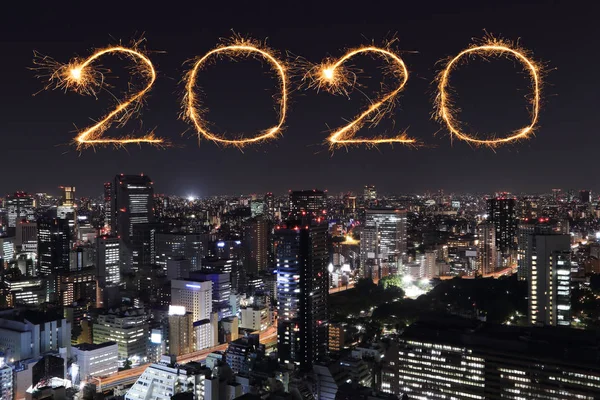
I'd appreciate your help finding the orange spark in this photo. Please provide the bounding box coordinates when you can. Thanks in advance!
[183,38,288,147]
[35,43,165,150]
[435,36,542,147]
[305,45,416,147]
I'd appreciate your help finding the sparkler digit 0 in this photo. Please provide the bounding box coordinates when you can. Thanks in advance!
[306,45,416,147]
[435,37,542,146]
[183,38,288,147]
[35,43,165,149]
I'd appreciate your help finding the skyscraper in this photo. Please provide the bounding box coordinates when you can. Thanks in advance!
[111,174,155,239]
[476,221,498,276]
[526,233,572,326]
[6,192,35,228]
[360,209,407,278]
[170,279,213,323]
[487,196,517,263]
[264,192,275,220]
[580,189,592,203]
[96,236,120,286]
[168,306,194,356]
[37,217,71,276]
[289,190,326,218]
[363,185,376,202]
[103,182,112,233]
[275,219,328,370]
[244,216,269,274]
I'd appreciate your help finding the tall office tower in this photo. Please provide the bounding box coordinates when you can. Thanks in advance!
[250,200,264,218]
[93,308,149,363]
[60,186,75,206]
[97,236,121,286]
[275,219,328,371]
[167,306,194,356]
[363,185,377,201]
[527,233,572,326]
[289,190,326,218]
[486,196,517,263]
[476,221,498,276]
[389,318,600,400]
[189,272,232,320]
[155,233,205,272]
[129,223,159,272]
[111,174,155,239]
[580,189,592,203]
[16,220,37,254]
[360,209,407,278]
[103,182,112,232]
[517,218,569,281]
[171,279,213,323]
[37,217,71,276]
[244,216,269,274]
[264,192,275,220]
[6,192,35,228]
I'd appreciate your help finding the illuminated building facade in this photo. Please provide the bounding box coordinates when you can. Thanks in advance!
[37,216,71,276]
[289,190,326,218]
[72,341,118,382]
[6,192,35,228]
[360,209,407,278]
[244,215,269,274]
[388,318,600,399]
[171,279,213,323]
[93,308,149,364]
[275,219,328,371]
[476,221,498,275]
[168,308,194,356]
[486,196,517,263]
[96,236,120,286]
[111,174,155,239]
[526,233,572,326]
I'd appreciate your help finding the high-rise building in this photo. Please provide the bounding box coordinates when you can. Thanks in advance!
[96,236,120,286]
[289,190,326,218]
[275,219,328,370]
[167,306,194,356]
[111,174,155,239]
[580,189,592,203]
[526,233,572,326]
[15,220,37,254]
[6,192,35,228]
[60,186,75,207]
[0,358,13,400]
[155,233,205,273]
[37,216,71,276]
[486,196,517,262]
[363,185,376,202]
[517,218,569,281]
[244,216,269,274]
[170,279,212,323]
[103,182,112,232]
[189,272,232,320]
[264,192,275,220]
[93,308,149,363]
[360,209,407,278]
[386,317,600,399]
[476,221,498,276]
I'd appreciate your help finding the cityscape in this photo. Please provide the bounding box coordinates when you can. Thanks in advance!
[2,1,600,400]
[1,179,600,399]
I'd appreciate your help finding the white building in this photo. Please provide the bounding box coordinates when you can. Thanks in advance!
[171,279,212,323]
[93,308,148,364]
[72,342,118,383]
[240,306,271,332]
[96,236,120,286]
[194,312,218,351]
[125,356,215,400]
[0,358,13,400]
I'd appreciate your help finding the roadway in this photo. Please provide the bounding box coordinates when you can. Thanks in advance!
[95,325,278,392]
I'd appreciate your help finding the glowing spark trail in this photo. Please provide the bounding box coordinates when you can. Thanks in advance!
[35,44,164,150]
[183,38,288,147]
[435,37,542,147]
[306,46,415,147]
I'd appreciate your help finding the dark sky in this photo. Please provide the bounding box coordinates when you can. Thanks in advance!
[0,1,597,198]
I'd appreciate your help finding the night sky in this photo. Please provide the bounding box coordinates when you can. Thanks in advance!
[0,1,597,197]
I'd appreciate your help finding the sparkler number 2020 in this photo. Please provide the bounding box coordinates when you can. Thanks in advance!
[36,36,543,150]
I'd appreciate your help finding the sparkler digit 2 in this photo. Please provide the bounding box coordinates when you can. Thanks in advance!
[183,38,288,147]
[35,44,164,149]
[306,46,416,147]
[435,37,542,146]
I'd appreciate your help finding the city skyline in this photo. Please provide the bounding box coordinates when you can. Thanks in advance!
[0,1,598,196]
